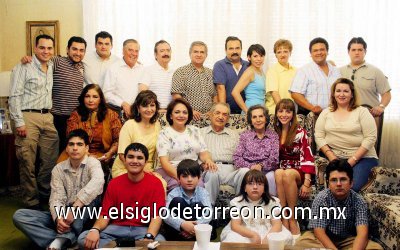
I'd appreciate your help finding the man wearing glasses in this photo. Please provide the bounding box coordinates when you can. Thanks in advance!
[340,37,391,118]
[296,159,382,249]
[201,102,249,205]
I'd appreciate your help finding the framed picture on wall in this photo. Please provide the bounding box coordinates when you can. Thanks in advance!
[26,20,60,56]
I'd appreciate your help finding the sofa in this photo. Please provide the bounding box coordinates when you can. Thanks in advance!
[361,166,400,250]
[157,112,326,227]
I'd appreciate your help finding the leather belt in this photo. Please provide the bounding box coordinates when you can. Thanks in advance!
[22,109,50,114]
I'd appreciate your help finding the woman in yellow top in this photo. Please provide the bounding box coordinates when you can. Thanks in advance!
[112,90,161,177]
[265,39,297,114]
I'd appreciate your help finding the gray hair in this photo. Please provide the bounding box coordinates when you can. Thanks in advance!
[189,41,208,55]
[210,102,231,115]
[123,39,139,47]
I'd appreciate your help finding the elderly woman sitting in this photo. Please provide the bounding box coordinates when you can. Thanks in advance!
[233,104,279,195]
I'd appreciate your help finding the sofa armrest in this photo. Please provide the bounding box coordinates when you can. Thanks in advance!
[361,166,400,196]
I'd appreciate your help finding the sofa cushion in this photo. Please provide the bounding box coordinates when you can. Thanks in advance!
[362,167,400,196]
[363,193,400,249]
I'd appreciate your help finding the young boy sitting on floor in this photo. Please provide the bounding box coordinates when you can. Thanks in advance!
[164,159,213,240]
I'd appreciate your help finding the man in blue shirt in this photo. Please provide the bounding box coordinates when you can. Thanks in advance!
[213,36,249,114]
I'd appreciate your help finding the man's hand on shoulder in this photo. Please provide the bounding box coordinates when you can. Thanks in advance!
[21,56,33,64]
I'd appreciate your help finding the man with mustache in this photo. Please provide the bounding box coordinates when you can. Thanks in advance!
[83,31,119,88]
[213,36,249,114]
[103,39,144,118]
[139,40,174,110]
[296,159,382,249]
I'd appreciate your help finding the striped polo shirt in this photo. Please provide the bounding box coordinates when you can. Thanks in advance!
[52,56,85,116]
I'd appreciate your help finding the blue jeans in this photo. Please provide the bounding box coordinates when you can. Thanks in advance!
[352,158,379,192]
[13,209,85,248]
[78,224,165,248]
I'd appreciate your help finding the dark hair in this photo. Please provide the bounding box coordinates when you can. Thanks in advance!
[131,90,160,123]
[239,170,272,204]
[325,159,353,184]
[247,105,269,130]
[329,78,359,112]
[124,143,149,161]
[347,37,367,51]
[67,129,89,145]
[177,159,201,178]
[77,84,107,122]
[247,44,266,65]
[274,99,299,146]
[154,40,170,54]
[166,99,193,126]
[225,36,242,50]
[309,37,329,53]
[95,31,113,45]
[67,36,87,49]
[35,34,54,47]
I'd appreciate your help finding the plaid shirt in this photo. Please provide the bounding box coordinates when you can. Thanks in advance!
[309,189,368,239]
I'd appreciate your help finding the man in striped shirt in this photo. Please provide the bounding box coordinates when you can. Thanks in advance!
[139,40,174,110]
[9,34,59,209]
[201,102,249,205]
[290,37,341,115]
[52,36,87,152]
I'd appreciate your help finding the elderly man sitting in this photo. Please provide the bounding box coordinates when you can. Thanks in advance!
[201,102,249,205]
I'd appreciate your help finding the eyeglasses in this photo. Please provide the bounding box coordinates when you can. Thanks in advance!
[213,111,229,118]
[329,177,350,184]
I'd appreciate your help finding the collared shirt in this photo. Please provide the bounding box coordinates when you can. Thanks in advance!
[290,61,341,109]
[309,189,368,240]
[103,59,144,107]
[52,56,86,116]
[9,55,53,127]
[140,63,174,108]
[171,63,216,113]
[201,126,239,163]
[49,155,104,220]
[265,62,297,114]
[340,62,391,107]
[233,129,279,172]
[83,51,120,88]
[165,186,212,231]
[213,57,249,114]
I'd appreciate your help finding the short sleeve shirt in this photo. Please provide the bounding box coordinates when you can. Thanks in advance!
[340,63,391,107]
[171,63,216,113]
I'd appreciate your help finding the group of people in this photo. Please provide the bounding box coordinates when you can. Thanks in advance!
[8,31,389,250]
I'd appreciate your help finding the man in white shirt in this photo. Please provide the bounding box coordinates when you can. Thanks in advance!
[103,39,144,118]
[139,40,174,110]
[83,31,119,88]
[290,37,341,115]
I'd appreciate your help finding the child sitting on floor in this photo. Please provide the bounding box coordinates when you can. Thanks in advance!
[221,169,292,245]
[164,159,212,240]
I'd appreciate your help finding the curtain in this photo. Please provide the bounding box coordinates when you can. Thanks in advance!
[83,0,399,167]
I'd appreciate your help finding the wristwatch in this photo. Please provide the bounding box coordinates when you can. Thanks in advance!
[144,233,155,240]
